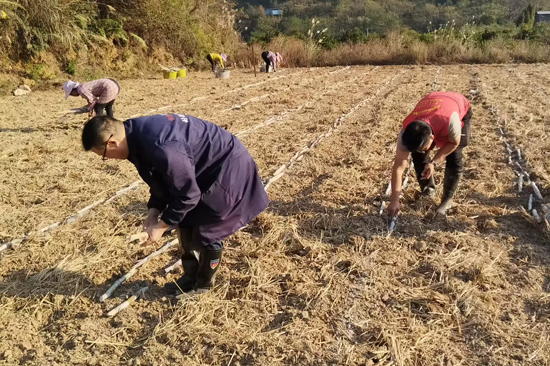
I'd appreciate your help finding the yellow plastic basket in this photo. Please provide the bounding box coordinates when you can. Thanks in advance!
[177,69,187,78]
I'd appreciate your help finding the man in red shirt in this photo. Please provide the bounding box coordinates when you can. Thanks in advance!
[388,92,472,217]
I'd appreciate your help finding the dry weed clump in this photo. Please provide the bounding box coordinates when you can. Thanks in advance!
[251,33,550,68]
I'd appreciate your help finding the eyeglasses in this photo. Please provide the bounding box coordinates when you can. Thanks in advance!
[102,134,113,161]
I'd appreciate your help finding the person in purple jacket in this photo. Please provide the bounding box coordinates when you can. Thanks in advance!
[81,114,269,295]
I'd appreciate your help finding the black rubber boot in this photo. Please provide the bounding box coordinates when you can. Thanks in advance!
[164,228,200,294]
[187,247,223,295]
[418,176,436,198]
[437,171,462,216]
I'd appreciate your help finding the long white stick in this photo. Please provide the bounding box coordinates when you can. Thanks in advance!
[104,181,141,205]
[164,259,183,274]
[221,94,271,112]
[379,201,386,215]
[99,239,178,302]
[384,183,392,196]
[0,238,23,253]
[106,287,148,317]
[402,176,410,190]
[532,181,543,200]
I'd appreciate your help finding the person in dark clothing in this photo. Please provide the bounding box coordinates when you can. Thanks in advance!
[82,114,269,295]
[389,92,472,217]
[261,51,271,73]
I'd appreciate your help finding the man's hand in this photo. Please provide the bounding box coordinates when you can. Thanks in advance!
[388,200,401,216]
[421,162,435,180]
[143,208,161,231]
[145,220,169,244]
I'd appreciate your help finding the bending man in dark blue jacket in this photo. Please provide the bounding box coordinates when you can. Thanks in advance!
[82,114,269,295]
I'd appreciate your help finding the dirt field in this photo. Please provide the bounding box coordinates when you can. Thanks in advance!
[1,65,549,366]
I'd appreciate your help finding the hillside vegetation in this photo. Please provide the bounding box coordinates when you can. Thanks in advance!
[236,0,550,66]
[0,0,239,90]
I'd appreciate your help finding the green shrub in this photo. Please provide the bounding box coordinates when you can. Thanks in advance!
[65,59,77,75]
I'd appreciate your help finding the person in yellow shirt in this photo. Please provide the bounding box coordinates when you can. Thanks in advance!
[206,53,227,72]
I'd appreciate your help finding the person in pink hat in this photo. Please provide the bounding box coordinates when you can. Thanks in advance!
[63,78,121,118]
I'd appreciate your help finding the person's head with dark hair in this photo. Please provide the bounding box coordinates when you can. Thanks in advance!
[402,120,434,152]
[82,116,129,160]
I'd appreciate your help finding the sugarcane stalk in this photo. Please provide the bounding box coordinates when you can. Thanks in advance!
[99,239,178,302]
[106,287,148,317]
[104,181,141,205]
[528,194,533,211]
[379,201,386,215]
[518,174,524,193]
[164,259,182,273]
[40,222,60,233]
[385,183,392,196]
[77,199,106,216]
[0,238,24,253]
[532,182,543,200]
[99,268,137,303]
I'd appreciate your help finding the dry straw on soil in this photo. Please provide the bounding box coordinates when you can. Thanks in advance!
[1,65,550,366]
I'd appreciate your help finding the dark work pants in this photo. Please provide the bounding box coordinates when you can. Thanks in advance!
[412,107,472,185]
[178,226,224,251]
[261,51,271,73]
[94,100,115,118]
[206,54,216,72]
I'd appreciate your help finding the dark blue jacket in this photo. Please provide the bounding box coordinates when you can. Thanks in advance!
[125,114,269,244]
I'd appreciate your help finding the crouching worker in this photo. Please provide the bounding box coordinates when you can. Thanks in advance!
[206,53,227,72]
[261,51,282,73]
[81,114,269,295]
[63,78,120,118]
[388,92,472,217]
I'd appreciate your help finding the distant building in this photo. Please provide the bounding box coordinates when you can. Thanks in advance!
[265,8,283,16]
[535,11,550,23]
